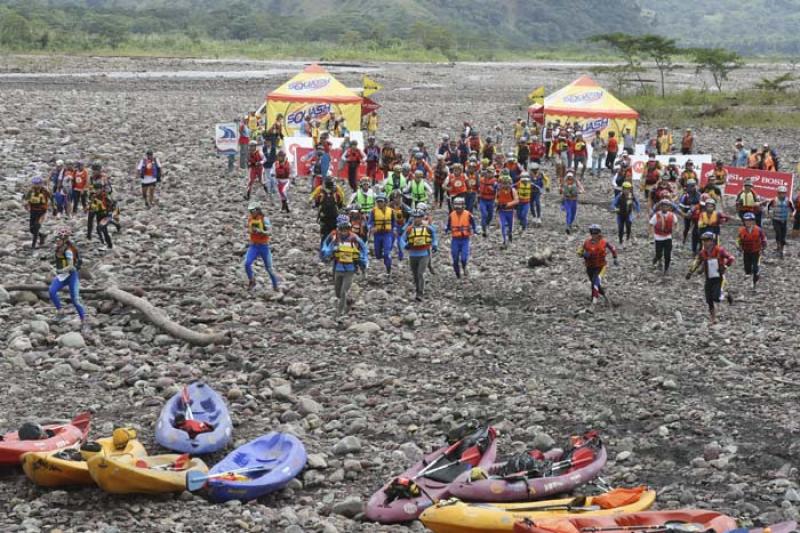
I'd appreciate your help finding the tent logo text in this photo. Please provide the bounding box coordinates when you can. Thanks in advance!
[579,118,609,136]
[287,78,331,92]
[564,90,603,104]
[287,103,332,125]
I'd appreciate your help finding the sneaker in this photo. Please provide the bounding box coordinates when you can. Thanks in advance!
[247,278,256,291]
[39,234,46,246]
[726,292,734,305]
[80,321,91,334]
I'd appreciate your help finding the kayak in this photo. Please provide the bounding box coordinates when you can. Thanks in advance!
[418,487,656,533]
[21,428,146,488]
[155,382,232,455]
[88,453,207,494]
[450,432,607,502]
[735,522,798,533]
[203,432,307,503]
[366,422,498,524]
[0,412,91,465]
[512,510,737,533]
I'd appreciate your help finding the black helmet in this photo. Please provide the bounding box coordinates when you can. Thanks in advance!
[91,163,102,171]
[18,422,44,441]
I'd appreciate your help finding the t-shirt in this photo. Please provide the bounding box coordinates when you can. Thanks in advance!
[649,212,678,241]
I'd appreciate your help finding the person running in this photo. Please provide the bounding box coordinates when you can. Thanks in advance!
[572,133,588,179]
[680,128,694,154]
[382,164,407,199]
[650,199,679,274]
[72,161,89,213]
[88,184,113,250]
[245,140,266,201]
[244,202,280,291]
[321,215,368,318]
[735,212,766,291]
[496,173,519,248]
[137,150,161,208]
[735,178,763,226]
[697,198,728,243]
[403,170,433,210]
[344,140,364,191]
[367,193,396,275]
[561,171,584,234]
[678,179,701,251]
[767,185,794,258]
[679,160,698,191]
[443,163,468,211]
[433,155,449,208]
[380,140,397,181]
[389,190,412,262]
[272,149,293,213]
[529,163,548,225]
[24,176,52,250]
[578,224,618,305]
[611,181,640,247]
[310,178,346,251]
[350,177,376,214]
[364,136,381,183]
[514,174,533,232]
[400,210,438,301]
[686,231,735,324]
[50,227,88,331]
[445,197,476,278]
[640,153,662,211]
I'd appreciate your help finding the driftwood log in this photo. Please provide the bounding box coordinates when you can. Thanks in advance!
[3,284,230,347]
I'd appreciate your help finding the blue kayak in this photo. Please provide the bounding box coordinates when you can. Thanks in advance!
[155,382,232,455]
[206,432,307,503]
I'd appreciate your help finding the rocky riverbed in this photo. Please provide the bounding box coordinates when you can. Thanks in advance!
[0,56,798,533]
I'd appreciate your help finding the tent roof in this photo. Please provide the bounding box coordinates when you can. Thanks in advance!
[267,64,362,104]
[540,75,639,119]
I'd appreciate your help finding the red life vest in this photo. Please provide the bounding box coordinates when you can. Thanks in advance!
[738,226,764,253]
[449,211,473,238]
[496,188,515,208]
[653,212,676,237]
[479,178,496,200]
[447,175,467,196]
[274,160,291,180]
[644,162,660,185]
[699,245,733,275]
[583,238,609,268]
[530,143,545,159]
[248,151,263,169]
[469,136,481,151]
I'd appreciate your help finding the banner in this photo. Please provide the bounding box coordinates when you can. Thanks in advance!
[285,133,365,177]
[527,86,545,104]
[363,75,383,98]
[361,97,381,116]
[630,154,712,181]
[699,164,794,200]
[214,122,238,155]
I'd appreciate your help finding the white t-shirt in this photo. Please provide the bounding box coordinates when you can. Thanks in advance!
[649,212,678,241]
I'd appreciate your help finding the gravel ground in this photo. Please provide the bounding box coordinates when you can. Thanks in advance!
[0,56,798,533]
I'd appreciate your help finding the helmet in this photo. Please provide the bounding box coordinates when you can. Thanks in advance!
[442,134,450,140]
[31,176,43,185]
[248,201,261,211]
[375,193,387,202]
[56,227,72,238]
[18,422,44,441]
[350,140,358,146]
[453,197,465,207]
[402,163,411,171]
[336,214,350,227]
[414,170,423,177]
[324,178,334,188]
[686,159,694,165]
[743,179,753,186]
[348,204,360,213]
[417,202,429,212]
[778,185,788,193]
[413,209,425,218]
[500,175,512,184]
[56,159,64,166]
[529,163,540,170]
[716,160,724,165]
[249,140,257,146]
[486,136,493,143]
[393,164,402,172]
[520,174,531,181]
[622,182,633,189]
[415,151,423,159]
[686,179,697,186]
[91,163,102,171]
[706,198,716,206]
[743,212,756,220]
[112,428,134,450]
[501,168,510,176]
[481,158,490,166]
[701,231,716,240]
[337,219,352,230]
[659,199,673,208]
[588,224,602,234]
[360,176,370,184]
[368,135,375,141]
[277,149,286,156]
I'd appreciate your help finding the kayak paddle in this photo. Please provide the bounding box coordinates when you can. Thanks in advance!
[580,522,710,533]
[186,461,278,492]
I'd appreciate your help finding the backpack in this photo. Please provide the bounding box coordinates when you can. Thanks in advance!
[318,191,339,221]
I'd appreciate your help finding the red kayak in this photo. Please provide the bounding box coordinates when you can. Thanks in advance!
[0,412,91,465]
[513,510,738,533]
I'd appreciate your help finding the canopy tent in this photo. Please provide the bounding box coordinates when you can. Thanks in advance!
[529,75,639,139]
[266,64,362,136]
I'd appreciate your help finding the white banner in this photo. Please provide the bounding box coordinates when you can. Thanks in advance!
[629,154,712,181]
[214,122,239,155]
[284,132,364,174]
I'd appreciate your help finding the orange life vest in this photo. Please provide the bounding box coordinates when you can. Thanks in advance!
[447,175,468,196]
[738,226,764,253]
[479,178,496,200]
[248,214,270,244]
[274,160,291,180]
[449,210,473,238]
[496,188,515,209]
[582,238,609,268]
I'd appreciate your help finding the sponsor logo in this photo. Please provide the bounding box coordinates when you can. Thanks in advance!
[287,77,331,92]
[218,126,236,140]
[287,103,332,126]
[564,90,603,104]
[579,118,609,135]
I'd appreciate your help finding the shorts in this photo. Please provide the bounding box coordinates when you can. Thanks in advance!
[141,182,156,189]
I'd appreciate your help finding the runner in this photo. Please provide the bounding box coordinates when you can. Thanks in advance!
[88,183,113,250]
[578,224,618,306]
[310,178,346,251]
[561,171,584,234]
[321,215,368,318]
[679,160,698,191]
[529,163,549,225]
[678,179,701,252]
[344,140,364,191]
[514,174,533,232]
[23,176,52,250]
[735,178,763,226]
[272,149,293,213]
[350,177,376,214]
[496,173,519,248]
[245,140,265,201]
[244,202,280,291]
[49,227,88,331]
[572,133,588,179]
[767,185,794,258]
[137,150,161,208]
[72,161,88,213]
[445,197,476,278]
[640,153,661,211]
[736,212,767,291]
[686,231,735,324]
[433,155,449,208]
[365,136,381,183]
[443,163,467,211]
[389,190,412,262]
[611,182,639,247]
[367,193,396,275]
[403,170,433,210]
[400,210,438,301]
[697,198,729,243]
[649,200,679,274]
[380,140,397,182]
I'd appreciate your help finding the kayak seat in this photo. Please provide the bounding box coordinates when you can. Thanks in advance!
[425,461,471,484]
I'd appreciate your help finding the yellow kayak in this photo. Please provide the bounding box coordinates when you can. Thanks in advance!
[419,489,657,533]
[88,453,207,494]
[22,428,146,488]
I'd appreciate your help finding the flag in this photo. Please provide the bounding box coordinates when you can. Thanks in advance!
[363,75,383,97]
[528,86,545,104]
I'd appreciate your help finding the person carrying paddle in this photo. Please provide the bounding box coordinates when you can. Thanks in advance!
[321,215,368,318]
[445,197,476,279]
[578,224,618,306]
[686,231,735,324]
[735,212,767,291]
[50,227,88,331]
[244,202,280,292]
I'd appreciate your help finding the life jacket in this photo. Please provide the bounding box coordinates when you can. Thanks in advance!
[554,139,569,153]
[698,210,719,229]
[516,181,532,202]
[410,180,428,203]
[372,206,393,233]
[617,194,636,217]
[434,165,449,185]
[607,137,618,152]
[90,193,108,213]
[449,210,473,238]
[737,190,760,212]
[563,184,578,200]
[248,151,263,168]
[699,245,732,277]
[763,153,775,171]
[681,134,693,149]
[334,235,361,264]
[28,189,49,211]
[356,190,375,213]
[713,169,727,185]
[680,170,697,187]
[582,238,608,268]
[573,141,587,156]
[482,144,495,161]
[468,135,481,151]
[350,213,365,236]
[738,226,764,253]
[447,174,467,196]
[141,159,157,177]
[248,214,270,245]
[407,226,432,249]
[274,160,291,180]
[318,190,341,221]
[644,162,660,185]
[73,170,88,191]
[466,173,479,192]
[391,205,406,227]
[652,212,676,237]
[365,145,380,161]
[54,243,81,271]
[496,188,515,209]
[478,178,497,200]
[529,142,545,159]
[380,147,396,167]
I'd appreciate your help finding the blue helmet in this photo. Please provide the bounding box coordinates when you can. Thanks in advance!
[742,212,755,221]
[336,214,350,228]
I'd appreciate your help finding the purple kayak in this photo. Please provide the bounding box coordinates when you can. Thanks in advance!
[366,424,498,524]
[737,522,798,533]
[449,432,606,502]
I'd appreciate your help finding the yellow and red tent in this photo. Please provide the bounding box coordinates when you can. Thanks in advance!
[530,75,639,139]
[266,64,362,135]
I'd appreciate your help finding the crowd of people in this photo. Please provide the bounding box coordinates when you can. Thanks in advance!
[23,111,800,331]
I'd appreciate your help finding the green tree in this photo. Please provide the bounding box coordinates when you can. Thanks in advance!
[0,11,34,47]
[690,47,744,91]
[637,34,679,97]
[589,33,647,90]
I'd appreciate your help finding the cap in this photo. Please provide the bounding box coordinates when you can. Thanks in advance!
[452,197,465,207]
[31,175,43,185]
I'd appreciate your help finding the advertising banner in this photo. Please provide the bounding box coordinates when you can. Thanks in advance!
[286,133,365,177]
[699,164,793,200]
[214,122,239,155]
[630,154,712,181]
